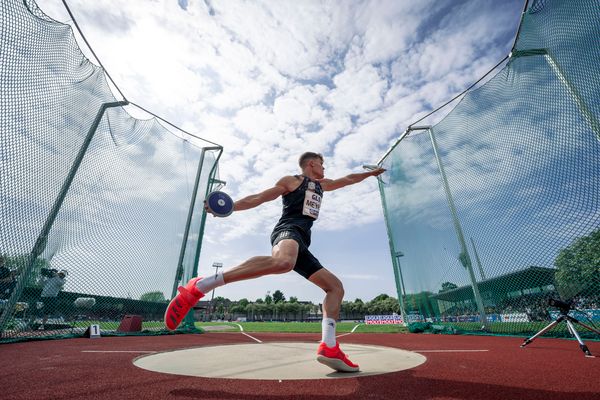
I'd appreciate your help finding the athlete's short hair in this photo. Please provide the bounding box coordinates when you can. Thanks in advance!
[299,152,323,168]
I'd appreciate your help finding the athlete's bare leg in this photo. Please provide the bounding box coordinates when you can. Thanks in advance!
[165,239,299,330]
[223,239,299,284]
[308,268,344,319]
[311,268,359,371]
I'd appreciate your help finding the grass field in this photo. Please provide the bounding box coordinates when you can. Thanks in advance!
[69,320,598,339]
[70,320,407,334]
[194,321,408,333]
[68,320,543,335]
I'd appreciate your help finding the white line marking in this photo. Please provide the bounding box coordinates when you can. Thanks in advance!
[335,323,362,338]
[232,323,262,343]
[415,349,489,353]
[241,332,262,343]
[81,350,157,353]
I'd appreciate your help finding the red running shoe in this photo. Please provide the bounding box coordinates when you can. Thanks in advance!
[316,341,360,372]
[164,277,205,330]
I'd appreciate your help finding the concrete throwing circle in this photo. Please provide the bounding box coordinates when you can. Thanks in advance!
[134,342,426,380]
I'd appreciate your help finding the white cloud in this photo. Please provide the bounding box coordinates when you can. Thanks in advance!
[27,0,524,302]
[326,64,387,116]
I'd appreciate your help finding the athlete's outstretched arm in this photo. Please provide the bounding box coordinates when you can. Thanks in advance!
[319,168,385,192]
[232,176,298,212]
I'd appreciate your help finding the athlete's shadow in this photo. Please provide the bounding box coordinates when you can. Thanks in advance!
[169,370,599,400]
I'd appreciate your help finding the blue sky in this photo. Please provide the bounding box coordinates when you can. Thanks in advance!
[35,0,525,303]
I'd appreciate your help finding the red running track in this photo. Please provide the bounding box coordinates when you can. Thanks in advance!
[0,332,598,400]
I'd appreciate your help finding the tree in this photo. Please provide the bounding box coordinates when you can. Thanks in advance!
[372,293,390,302]
[229,303,246,315]
[272,290,285,303]
[255,303,268,320]
[554,228,600,299]
[341,301,353,319]
[238,298,249,308]
[216,304,225,316]
[289,296,298,303]
[285,302,300,319]
[352,299,365,317]
[367,299,384,314]
[274,302,285,320]
[265,294,273,304]
[140,291,166,302]
[439,282,458,293]
[381,297,400,314]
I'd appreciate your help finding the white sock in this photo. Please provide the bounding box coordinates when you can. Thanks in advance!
[321,317,336,347]
[195,271,225,294]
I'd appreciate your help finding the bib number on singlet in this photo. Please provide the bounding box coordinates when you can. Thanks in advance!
[303,191,321,219]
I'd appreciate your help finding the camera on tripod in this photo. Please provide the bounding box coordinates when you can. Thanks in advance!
[547,297,572,313]
[521,296,600,357]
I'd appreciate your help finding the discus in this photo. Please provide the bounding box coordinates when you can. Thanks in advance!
[362,164,380,170]
[205,191,234,217]
[363,164,387,184]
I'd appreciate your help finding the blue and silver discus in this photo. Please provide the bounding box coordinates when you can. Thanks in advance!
[206,191,234,217]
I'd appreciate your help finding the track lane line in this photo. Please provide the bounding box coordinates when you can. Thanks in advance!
[234,323,262,343]
[81,350,157,353]
[414,349,489,352]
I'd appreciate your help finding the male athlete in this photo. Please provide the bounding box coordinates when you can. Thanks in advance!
[165,152,385,372]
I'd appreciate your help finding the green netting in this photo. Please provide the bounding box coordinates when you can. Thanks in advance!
[0,0,221,342]
[378,0,599,338]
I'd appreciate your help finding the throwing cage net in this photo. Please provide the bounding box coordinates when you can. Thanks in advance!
[377,0,600,336]
[0,0,222,342]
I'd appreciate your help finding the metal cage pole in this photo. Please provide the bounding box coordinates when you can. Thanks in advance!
[394,251,408,323]
[377,177,408,326]
[0,101,128,334]
[171,146,222,299]
[427,127,489,329]
[190,148,223,280]
[544,52,600,141]
[180,147,223,329]
[375,125,433,326]
[470,237,487,281]
[510,48,600,141]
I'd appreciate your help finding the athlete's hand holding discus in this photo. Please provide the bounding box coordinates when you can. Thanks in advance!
[204,191,234,217]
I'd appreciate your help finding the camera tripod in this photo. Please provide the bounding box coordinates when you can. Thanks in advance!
[520,301,600,357]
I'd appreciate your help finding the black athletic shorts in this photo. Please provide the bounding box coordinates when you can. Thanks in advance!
[270,228,323,279]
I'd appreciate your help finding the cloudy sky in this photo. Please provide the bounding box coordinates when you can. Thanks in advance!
[37,0,524,303]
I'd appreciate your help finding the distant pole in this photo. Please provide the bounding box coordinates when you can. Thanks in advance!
[470,237,486,280]
[395,251,408,326]
[209,262,223,319]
